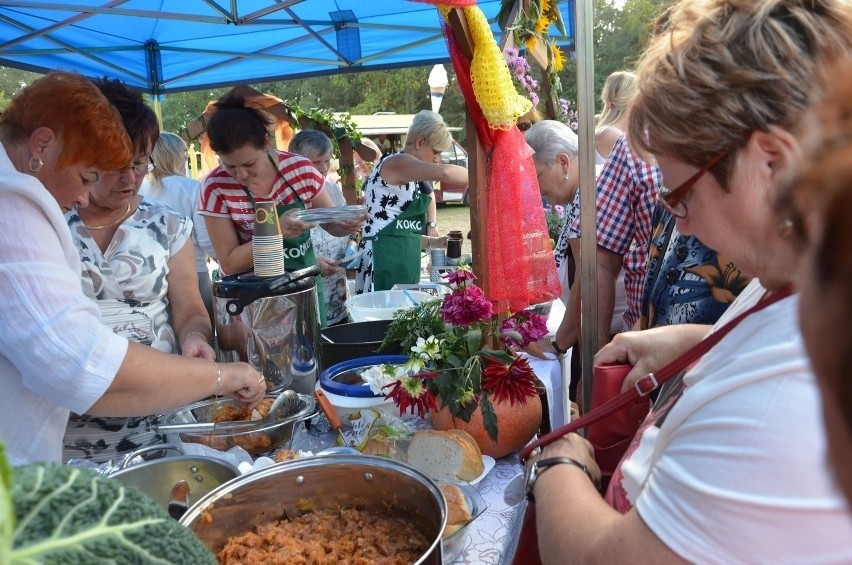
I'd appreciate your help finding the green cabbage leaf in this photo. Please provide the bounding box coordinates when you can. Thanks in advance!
[0,444,14,564]
[8,462,215,564]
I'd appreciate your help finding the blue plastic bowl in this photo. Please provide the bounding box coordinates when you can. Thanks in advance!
[318,355,409,398]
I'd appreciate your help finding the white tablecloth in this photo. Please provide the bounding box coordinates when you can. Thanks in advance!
[450,454,524,564]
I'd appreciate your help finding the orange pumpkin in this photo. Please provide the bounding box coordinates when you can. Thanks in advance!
[431,395,542,459]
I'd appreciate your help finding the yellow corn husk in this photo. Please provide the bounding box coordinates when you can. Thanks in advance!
[464,6,532,129]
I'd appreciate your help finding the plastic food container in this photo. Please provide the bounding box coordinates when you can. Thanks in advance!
[345,290,435,322]
[316,354,408,420]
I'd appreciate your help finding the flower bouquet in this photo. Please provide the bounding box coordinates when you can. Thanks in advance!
[379,268,548,443]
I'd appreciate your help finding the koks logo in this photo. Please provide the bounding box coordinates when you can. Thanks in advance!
[284,240,312,259]
[395,219,422,231]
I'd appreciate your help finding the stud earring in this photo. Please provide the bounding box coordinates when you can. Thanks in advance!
[777,217,794,239]
[28,155,44,172]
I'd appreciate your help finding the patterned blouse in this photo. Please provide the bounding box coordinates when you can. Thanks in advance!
[67,199,192,353]
[354,156,422,294]
[63,199,192,463]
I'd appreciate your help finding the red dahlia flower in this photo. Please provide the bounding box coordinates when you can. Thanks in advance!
[481,356,538,405]
[382,373,438,418]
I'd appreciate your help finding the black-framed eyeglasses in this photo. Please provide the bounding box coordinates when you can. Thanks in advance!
[657,150,727,218]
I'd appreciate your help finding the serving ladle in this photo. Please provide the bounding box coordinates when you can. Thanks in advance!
[156,389,299,435]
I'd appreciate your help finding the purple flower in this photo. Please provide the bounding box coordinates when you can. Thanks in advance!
[440,285,494,326]
[499,311,549,347]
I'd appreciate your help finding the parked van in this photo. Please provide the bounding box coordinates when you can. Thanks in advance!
[345,112,469,205]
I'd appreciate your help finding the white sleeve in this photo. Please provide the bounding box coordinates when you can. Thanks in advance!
[0,188,127,414]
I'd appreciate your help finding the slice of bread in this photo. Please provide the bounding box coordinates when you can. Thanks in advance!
[407,430,484,482]
[438,483,472,537]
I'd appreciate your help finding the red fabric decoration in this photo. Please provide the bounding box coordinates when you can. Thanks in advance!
[444,16,561,311]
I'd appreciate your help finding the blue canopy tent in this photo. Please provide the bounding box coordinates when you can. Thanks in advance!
[0,1,574,96]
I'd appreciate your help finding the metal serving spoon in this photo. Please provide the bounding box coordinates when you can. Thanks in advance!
[157,389,299,435]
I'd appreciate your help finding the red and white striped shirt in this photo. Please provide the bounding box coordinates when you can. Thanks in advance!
[199,150,323,243]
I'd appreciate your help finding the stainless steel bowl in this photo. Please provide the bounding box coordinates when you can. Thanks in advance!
[439,481,487,564]
[180,454,446,564]
[109,445,239,517]
[159,393,315,456]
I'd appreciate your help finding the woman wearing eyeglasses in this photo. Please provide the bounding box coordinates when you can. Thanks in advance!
[528,1,852,563]
[64,79,217,463]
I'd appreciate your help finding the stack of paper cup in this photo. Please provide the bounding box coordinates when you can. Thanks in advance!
[253,201,285,277]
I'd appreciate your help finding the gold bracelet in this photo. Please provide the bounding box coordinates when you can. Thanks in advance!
[213,362,222,397]
[186,331,210,344]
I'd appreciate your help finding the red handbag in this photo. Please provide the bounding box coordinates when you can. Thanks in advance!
[512,286,793,565]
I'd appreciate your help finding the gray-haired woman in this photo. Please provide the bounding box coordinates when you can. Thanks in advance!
[289,129,351,325]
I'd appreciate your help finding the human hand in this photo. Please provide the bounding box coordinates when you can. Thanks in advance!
[539,433,601,488]
[426,225,439,238]
[181,335,216,361]
[342,245,362,269]
[316,256,342,276]
[522,337,553,360]
[221,362,267,409]
[595,325,710,392]
[280,209,315,238]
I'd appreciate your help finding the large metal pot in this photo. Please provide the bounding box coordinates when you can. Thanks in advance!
[180,454,445,563]
[109,445,239,518]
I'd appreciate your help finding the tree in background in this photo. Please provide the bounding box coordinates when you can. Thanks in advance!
[0,0,666,142]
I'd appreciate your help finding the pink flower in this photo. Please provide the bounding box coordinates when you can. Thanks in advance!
[440,285,494,326]
[443,269,477,286]
[500,312,549,347]
[481,356,539,406]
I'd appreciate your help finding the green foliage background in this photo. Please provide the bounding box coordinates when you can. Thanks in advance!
[0,0,668,145]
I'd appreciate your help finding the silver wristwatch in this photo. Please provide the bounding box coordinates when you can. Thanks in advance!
[427,221,437,228]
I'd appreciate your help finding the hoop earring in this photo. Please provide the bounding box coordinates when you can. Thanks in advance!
[28,155,44,172]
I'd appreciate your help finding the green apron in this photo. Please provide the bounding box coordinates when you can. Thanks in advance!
[365,188,430,291]
[243,155,327,327]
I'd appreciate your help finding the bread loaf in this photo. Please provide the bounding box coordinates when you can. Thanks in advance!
[407,430,484,482]
[438,483,473,537]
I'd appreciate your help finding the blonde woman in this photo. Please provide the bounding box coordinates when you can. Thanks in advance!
[354,110,467,293]
[141,131,213,320]
[594,70,638,162]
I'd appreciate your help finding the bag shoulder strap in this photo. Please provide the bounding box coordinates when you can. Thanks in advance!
[520,285,793,461]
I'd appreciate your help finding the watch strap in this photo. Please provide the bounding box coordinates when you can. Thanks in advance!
[526,456,593,501]
[550,339,568,356]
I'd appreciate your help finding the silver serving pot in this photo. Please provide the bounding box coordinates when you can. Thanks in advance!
[180,454,445,564]
[109,445,239,519]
